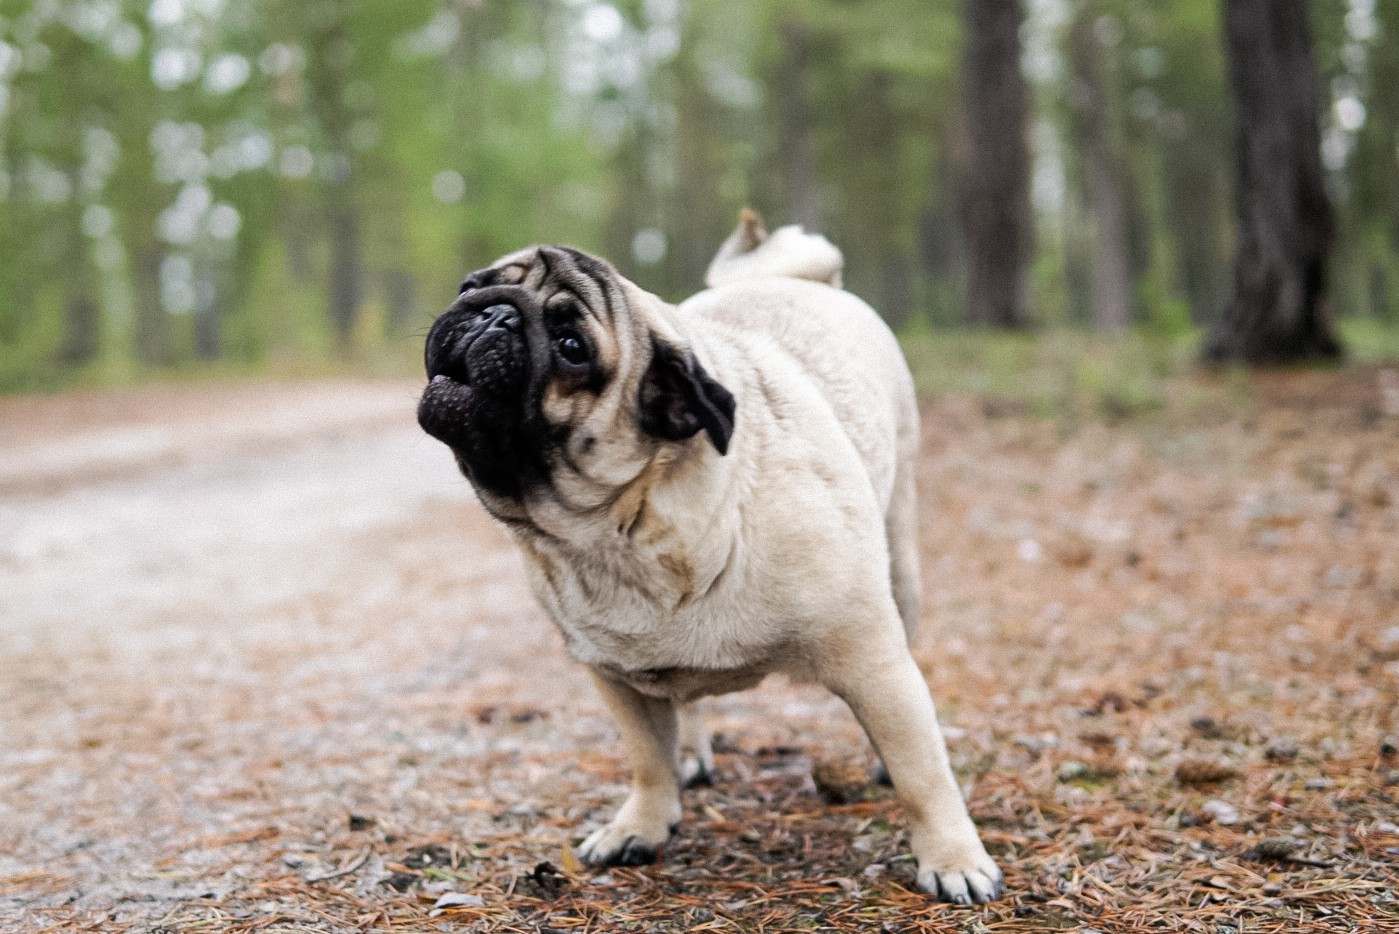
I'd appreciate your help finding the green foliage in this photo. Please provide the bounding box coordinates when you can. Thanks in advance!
[898,325,1208,422]
[0,0,1397,393]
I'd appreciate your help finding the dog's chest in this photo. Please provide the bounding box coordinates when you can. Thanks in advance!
[596,660,771,702]
[514,535,781,693]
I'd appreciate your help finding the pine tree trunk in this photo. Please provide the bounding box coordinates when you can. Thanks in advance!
[327,193,363,344]
[1207,0,1340,363]
[961,0,1032,327]
[306,13,363,350]
[776,18,821,232]
[1067,15,1133,330]
[133,244,171,365]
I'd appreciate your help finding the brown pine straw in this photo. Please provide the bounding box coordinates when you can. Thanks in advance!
[3,368,1397,931]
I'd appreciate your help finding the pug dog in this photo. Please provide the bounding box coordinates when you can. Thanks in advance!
[417,210,1002,903]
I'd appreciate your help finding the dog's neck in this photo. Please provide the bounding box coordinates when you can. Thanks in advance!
[503,396,743,628]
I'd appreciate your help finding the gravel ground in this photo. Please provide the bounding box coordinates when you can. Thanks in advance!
[1,372,1397,932]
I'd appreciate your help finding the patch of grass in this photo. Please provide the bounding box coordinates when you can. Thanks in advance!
[896,325,1205,422]
[1339,316,1399,362]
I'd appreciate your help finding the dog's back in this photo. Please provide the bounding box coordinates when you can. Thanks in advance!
[685,212,915,517]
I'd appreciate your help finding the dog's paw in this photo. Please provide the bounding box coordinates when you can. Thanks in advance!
[915,853,1004,904]
[577,819,675,866]
[576,793,679,867]
[680,751,713,788]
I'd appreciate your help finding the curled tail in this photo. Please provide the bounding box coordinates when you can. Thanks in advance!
[704,208,844,290]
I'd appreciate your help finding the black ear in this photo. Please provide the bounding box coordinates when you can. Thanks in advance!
[638,340,736,455]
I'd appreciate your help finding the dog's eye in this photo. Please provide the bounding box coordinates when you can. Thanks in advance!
[555,330,589,366]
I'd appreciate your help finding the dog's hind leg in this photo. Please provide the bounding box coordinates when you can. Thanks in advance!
[886,446,922,645]
[875,409,922,788]
[823,622,1002,903]
[677,701,714,787]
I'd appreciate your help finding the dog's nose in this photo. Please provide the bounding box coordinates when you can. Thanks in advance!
[427,300,528,387]
[480,303,519,334]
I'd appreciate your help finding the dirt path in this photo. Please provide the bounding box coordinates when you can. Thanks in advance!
[2,375,1397,932]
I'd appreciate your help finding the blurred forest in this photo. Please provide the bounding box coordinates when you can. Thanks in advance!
[2,0,1398,391]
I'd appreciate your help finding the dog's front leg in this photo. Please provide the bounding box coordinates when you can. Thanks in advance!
[576,670,683,866]
[823,631,1002,903]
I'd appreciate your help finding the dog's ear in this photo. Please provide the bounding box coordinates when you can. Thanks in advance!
[736,207,768,253]
[639,340,736,455]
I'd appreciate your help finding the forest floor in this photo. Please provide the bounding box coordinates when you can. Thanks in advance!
[2,363,1398,933]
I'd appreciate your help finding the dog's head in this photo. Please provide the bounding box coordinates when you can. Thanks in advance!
[418,245,735,514]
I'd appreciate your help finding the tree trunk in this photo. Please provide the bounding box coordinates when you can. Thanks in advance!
[960,0,1032,327]
[193,259,222,360]
[305,12,364,349]
[56,297,100,366]
[326,193,363,344]
[1207,0,1340,363]
[133,244,171,366]
[1067,14,1133,330]
[776,18,821,232]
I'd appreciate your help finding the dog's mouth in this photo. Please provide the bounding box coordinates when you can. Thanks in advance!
[418,285,550,497]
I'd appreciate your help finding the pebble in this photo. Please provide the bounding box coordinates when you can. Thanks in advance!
[1202,799,1241,825]
[430,892,485,913]
[1265,738,1299,761]
[1057,760,1088,782]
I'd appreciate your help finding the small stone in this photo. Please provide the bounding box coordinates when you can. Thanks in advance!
[1304,778,1334,791]
[811,760,870,804]
[383,871,416,892]
[1244,836,1302,861]
[1175,759,1239,786]
[1190,716,1222,737]
[348,813,375,832]
[1201,799,1241,825]
[1265,738,1299,761]
[1261,882,1283,896]
[431,892,485,910]
[1380,737,1397,758]
[1057,760,1088,782]
[1323,566,1361,588]
[1049,531,1094,568]
[1013,733,1059,754]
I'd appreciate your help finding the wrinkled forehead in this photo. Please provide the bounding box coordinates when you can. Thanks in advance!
[463,245,620,325]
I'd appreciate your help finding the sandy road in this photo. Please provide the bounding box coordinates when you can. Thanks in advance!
[0,379,646,925]
[0,379,852,930]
